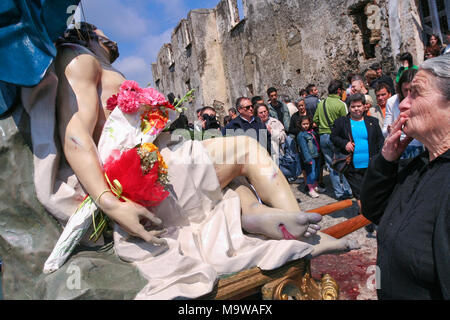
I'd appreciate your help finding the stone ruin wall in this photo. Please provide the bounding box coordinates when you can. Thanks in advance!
[152,0,425,123]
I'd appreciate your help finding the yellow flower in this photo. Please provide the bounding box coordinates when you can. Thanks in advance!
[140,143,158,153]
[140,143,168,174]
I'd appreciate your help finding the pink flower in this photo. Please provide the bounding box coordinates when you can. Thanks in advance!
[106,94,118,111]
[120,80,142,92]
[140,87,168,106]
[117,90,141,113]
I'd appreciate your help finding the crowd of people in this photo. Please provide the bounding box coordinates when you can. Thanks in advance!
[172,52,426,203]
[167,36,449,237]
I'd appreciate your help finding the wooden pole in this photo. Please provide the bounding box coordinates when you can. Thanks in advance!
[306,199,353,216]
[321,215,371,239]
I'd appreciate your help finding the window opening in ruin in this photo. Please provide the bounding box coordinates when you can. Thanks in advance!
[349,1,377,59]
[183,21,192,48]
[246,84,253,96]
[237,0,245,21]
[185,79,191,91]
[155,79,161,90]
[186,43,192,58]
[419,0,449,43]
[166,44,175,72]
[227,0,245,29]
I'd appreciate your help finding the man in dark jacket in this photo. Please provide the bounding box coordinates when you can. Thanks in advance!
[369,62,395,94]
[266,87,291,130]
[304,83,320,119]
[222,97,271,154]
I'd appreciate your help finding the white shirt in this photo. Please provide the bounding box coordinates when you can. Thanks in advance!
[264,117,287,161]
[383,94,423,147]
[286,102,297,117]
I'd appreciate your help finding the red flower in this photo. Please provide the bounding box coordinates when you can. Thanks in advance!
[103,148,169,207]
[106,94,118,111]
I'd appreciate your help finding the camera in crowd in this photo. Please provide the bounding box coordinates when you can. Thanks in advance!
[202,113,221,130]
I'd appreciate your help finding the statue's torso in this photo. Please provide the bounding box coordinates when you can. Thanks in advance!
[55,44,126,143]
[95,62,126,142]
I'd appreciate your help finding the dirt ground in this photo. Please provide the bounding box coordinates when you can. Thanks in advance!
[290,172,378,300]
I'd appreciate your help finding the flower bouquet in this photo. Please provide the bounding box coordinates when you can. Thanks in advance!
[43,81,194,273]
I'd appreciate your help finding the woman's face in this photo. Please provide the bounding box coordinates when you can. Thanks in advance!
[301,119,310,131]
[399,70,449,141]
[349,100,365,120]
[257,106,269,122]
[297,101,306,114]
[430,35,438,46]
[401,82,412,101]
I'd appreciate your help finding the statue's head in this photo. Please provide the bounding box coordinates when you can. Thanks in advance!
[56,22,119,63]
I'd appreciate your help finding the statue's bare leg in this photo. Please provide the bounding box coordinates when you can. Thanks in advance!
[201,136,322,240]
[228,176,322,239]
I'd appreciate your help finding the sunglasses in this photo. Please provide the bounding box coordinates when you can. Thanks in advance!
[240,105,253,111]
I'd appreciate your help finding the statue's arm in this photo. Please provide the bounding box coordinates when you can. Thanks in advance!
[56,50,166,244]
[57,51,106,200]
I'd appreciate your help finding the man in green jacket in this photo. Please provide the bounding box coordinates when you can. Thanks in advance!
[313,79,353,200]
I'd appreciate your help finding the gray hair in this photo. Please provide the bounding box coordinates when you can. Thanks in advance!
[281,94,291,103]
[420,55,450,100]
[295,97,305,105]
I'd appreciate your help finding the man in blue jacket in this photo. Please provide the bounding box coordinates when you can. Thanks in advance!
[222,97,271,154]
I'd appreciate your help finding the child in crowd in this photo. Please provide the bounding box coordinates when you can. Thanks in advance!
[297,116,322,198]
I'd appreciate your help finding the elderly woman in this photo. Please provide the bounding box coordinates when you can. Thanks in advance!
[256,103,301,183]
[361,55,450,299]
[255,103,286,163]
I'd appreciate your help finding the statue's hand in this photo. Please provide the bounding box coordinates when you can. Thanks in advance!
[104,198,167,246]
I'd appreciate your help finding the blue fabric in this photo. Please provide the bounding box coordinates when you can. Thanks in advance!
[0,82,17,116]
[401,145,424,160]
[0,0,80,115]
[350,119,370,169]
[297,130,319,163]
[279,135,302,179]
[320,133,352,198]
[305,157,320,185]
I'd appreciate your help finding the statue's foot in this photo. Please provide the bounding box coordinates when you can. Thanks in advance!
[241,211,322,240]
[309,232,360,258]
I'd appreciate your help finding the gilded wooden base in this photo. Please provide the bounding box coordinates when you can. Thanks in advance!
[200,259,339,300]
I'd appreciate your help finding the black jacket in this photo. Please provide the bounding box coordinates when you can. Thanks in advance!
[361,150,450,299]
[330,114,384,162]
[287,111,305,137]
[222,116,271,154]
